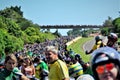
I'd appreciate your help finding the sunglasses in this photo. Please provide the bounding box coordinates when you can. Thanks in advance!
[96,63,115,74]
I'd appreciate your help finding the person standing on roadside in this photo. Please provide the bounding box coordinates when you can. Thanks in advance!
[45,45,69,80]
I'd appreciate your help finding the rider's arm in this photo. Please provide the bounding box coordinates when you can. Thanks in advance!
[86,45,96,54]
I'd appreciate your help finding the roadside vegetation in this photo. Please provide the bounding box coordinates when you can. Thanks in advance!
[67,37,93,62]
[0,6,57,54]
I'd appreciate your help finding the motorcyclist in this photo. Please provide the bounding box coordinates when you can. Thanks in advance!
[107,33,118,50]
[86,35,104,54]
[91,47,120,80]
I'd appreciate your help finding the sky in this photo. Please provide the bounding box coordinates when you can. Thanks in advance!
[0,0,120,35]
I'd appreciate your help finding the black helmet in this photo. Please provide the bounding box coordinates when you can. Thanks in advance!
[108,33,118,42]
[91,47,120,80]
[75,54,81,59]
[95,36,101,41]
[75,54,81,61]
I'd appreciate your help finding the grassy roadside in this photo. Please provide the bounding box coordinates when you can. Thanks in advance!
[67,37,93,62]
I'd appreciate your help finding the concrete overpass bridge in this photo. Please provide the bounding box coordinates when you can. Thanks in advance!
[40,25,104,29]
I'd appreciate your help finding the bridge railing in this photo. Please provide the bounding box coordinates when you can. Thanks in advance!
[40,25,104,29]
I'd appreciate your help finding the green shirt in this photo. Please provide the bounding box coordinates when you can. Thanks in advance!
[35,61,48,78]
[0,67,22,80]
[39,61,48,70]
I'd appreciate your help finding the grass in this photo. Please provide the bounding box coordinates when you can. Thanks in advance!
[67,37,93,62]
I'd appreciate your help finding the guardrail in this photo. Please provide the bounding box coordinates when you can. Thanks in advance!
[66,36,82,46]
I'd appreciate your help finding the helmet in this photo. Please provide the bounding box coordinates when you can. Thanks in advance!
[75,54,81,59]
[95,36,101,41]
[91,46,120,67]
[108,33,118,42]
[91,46,120,80]
[75,54,81,62]
[76,74,94,80]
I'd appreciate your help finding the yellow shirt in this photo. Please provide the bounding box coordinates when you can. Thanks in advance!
[92,40,103,51]
[48,59,69,80]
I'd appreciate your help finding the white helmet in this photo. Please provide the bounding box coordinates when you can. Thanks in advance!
[76,74,94,80]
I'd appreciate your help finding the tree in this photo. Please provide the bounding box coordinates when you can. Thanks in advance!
[0,6,56,55]
[0,6,22,21]
[101,16,115,35]
[103,16,114,28]
[67,28,81,36]
[0,29,24,54]
[113,17,120,32]
[53,29,62,37]
[0,29,5,53]
[112,17,120,36]
[100,27,109,36]
[4,33,24,54]
[10,6,23,17]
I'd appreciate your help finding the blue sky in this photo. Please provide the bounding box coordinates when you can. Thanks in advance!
[0,0,120,35]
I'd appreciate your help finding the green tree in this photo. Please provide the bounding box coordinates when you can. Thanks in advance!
[103,16,114,28]
[4,33,24,54]
[17,18,34,30]
[67,29,81,36]
[100,27,109,36]
[25,27,39,36]
[0,29,24,54]
[113,17,120,32]
[113,17,120,36]
[0,29,5,53]
[0,6,56,55]
[53,29,62,37]
[10,6,23,17]
[0,6,22,21]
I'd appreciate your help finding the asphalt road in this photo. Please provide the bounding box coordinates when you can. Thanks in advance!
[83,36,108,52]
